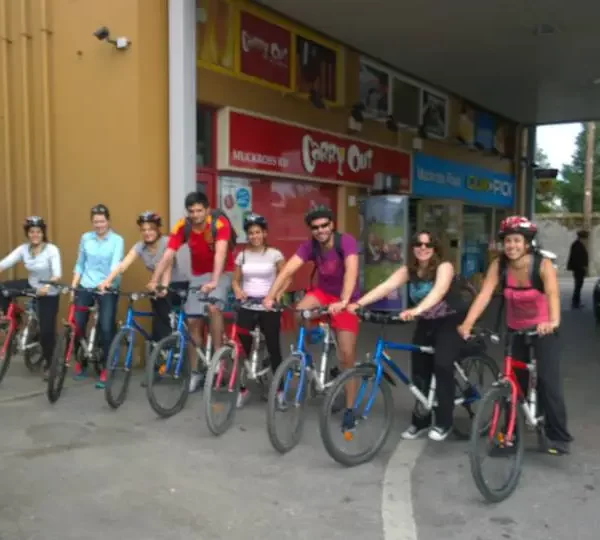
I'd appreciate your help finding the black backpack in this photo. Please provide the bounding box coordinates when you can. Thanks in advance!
[182,209,237,250]
[309,232,344,287]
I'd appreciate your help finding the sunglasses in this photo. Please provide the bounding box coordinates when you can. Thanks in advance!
[311,222,331,231]
[413,242,434,249]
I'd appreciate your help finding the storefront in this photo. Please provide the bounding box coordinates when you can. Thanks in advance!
[411,152,515,283]
[214,107,411,290]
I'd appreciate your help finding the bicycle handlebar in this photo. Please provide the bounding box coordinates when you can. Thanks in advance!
[0,286,38,298]
[355,308,404,324]
[39,282,119,296]
[470,326,543,344]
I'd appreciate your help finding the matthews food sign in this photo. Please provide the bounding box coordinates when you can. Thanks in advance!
[221,109,411,189]
[412,152,515,208]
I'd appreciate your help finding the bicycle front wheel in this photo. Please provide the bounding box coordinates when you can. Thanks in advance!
[47,328,72,403]
[146,334,191,418]
[105,327,135,409]
[0,321,15,383]
[204,345,240,436]
[319,364,393,467]
[469,384,525,503]
[23,317,43,372]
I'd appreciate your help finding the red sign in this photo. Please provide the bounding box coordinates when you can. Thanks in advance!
[239,11,291,88]
[226,111,411,188]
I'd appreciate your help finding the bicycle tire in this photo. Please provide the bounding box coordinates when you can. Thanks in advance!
[453,353,499,439]
[146,334,190,418]
[469,384,525,503]
[23,318,43,372]
[104,327,134,410]
[204,345,240,436]
[319,364,394,467]
[0,324,16,383]
[47,328,71,403]
[266,354,309,454]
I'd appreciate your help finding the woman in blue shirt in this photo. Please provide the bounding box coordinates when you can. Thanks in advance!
[71,204,124,388]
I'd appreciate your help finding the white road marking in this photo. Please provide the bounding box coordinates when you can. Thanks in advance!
[382,439,427,540]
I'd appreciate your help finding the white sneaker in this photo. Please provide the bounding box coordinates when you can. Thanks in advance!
[401,425,429,440]
[236,389,250,409]
[428,426,452,442]
[188,372,204,393]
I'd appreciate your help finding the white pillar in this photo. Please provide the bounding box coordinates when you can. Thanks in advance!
[168,0,197,228]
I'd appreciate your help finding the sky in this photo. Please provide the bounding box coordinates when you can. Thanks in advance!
[536,123,583,174]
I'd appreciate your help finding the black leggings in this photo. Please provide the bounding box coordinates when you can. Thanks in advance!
[236,308,283,376]
[510,332,572,443]
[0,279,59,368]
[150,281,188,343]
[410,314,465,430]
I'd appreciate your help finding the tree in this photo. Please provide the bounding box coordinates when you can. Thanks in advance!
[534,147,555,213]
[556,122,600,212]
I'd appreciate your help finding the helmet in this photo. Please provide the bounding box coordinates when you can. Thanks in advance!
[136,211,162,227]
[498,215,537,240]
[23,216,46,232]
[304,205,334,226]
[243,213,267,231]
[91,204,110,219]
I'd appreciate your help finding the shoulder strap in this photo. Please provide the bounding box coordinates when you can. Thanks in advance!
[309,238,319,287]
[333,232,344,259]
[183,218,192,244]
[530,251,544,292]
[494,256,508,333]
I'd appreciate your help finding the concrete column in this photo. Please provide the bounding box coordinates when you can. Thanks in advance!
[168,0,197,228]
[524,125,536,219]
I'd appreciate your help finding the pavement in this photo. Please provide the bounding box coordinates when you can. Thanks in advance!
[0,277,598,540]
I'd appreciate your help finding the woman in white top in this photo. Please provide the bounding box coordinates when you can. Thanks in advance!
[0,216,62,377]
[231,214,286,407]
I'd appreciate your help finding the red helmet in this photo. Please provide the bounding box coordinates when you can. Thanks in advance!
[498,215,537,240]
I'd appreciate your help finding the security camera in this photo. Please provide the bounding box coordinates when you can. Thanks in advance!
[93,26,110,41]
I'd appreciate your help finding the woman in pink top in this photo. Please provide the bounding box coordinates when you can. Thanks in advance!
[458,215,572,455]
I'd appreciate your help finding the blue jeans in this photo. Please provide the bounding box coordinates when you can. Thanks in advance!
[74,291,118,368]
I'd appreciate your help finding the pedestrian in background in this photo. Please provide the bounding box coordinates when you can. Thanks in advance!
[566,230,589,309]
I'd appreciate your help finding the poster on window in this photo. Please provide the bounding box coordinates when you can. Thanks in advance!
[420,90,447,139]
[359,60,389,118]
[220,176,253,243]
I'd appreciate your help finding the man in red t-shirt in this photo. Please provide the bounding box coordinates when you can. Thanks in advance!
[149,191,234,392]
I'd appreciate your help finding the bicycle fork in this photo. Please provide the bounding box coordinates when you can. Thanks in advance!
[244,326,269,380]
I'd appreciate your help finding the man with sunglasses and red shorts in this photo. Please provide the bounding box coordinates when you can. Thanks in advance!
[264,206,360,424]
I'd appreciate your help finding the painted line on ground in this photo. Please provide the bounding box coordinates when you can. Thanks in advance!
[382,439,426,540]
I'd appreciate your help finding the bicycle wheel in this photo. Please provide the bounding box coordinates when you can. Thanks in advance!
[204,345,240,436]
[47,328,71,403]
[319,364,394,467]
[469,385,525,503]
[453,353,499,439]
[23,317,43,372]
[0,322,16,383]
[146,334,190,418]
[104,327,135,409]
[266,354,309,454]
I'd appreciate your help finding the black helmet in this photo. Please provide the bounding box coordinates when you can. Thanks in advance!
[304,205,333,226]
[243,213,267,231]
[137,211,162,227]
[91,204,110,219]
[23,216,46,232]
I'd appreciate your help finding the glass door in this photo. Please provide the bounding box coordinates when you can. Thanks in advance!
[417,200,463,272]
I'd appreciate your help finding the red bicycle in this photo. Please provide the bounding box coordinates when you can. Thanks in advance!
[0,286,43,383]
[47,285,117,403]
[468,326,546,503]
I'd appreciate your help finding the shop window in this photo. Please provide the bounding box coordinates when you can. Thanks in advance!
[463,205,493,282]
[296,36,337,102]
[391,77,420,127]
[197,104,214,168]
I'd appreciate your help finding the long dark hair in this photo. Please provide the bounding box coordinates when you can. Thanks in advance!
[408,230,444,281]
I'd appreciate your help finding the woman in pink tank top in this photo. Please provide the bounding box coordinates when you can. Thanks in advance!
[458,215,572,455]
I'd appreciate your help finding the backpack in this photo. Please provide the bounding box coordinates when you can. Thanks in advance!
[182,209,237,251]
[309,232,344,287]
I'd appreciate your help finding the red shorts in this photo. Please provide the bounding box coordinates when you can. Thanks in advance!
[306,289,360,335]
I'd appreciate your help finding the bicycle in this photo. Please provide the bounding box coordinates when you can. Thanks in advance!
[0,286,43,382]
[145,287,223,418]
[319,310,499,467]
[266,305,342,454]
[469,326,552,503]
[46,285,118,403]
[104,290,175,409]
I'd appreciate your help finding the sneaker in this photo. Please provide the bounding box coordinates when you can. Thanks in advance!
[73,363,87,380]
[538,432,570,456]
[188,371,204,393]
[428,426,452,442]
[341,408,356,434]
[95,369,107,389]
[276,391,287,411]
[401,425,429,440]
[236,388,250,409]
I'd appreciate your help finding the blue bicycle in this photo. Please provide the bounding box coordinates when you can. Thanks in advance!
[145,287,223,418]
[319,310,498,467]
[104,291,164,409]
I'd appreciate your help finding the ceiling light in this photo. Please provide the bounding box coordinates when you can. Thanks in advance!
[532,23,558,36]
[593,77,600,86]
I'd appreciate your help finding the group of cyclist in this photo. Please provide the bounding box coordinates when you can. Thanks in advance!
[0,190,572,455]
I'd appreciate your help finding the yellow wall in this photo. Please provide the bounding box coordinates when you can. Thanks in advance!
[0,0,169,298]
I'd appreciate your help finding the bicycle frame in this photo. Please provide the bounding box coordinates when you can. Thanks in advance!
[113,301,154,370]
[64,300,100,363]
[1,292,37,357]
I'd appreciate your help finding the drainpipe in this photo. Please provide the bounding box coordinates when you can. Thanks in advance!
[39,0,53,238]
[524,125,536,219]
[20,0,33,216]
[0,0,15,277]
